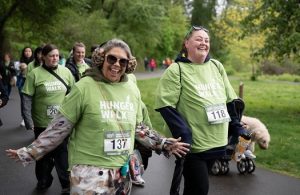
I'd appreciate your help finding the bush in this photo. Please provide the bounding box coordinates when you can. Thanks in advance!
[261,60,285,75]
[260,59,300,75]
[225,66,236,76]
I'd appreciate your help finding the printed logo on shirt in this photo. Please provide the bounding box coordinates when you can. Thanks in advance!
[194,80,222,98]
[44,81,64,92]
[99,97,134,122]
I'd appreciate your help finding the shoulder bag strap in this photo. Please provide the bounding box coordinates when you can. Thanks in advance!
[176,62,182,105]
[43,65,71,94]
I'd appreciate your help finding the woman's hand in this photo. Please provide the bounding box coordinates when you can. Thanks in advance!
[163,137,190,158]
[5,149,21,162]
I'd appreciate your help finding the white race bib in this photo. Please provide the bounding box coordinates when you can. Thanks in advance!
[104,131,131,155]
[46,105,60,118]
[205,103,231,124]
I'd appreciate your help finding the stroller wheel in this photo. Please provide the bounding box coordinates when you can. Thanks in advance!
[211,160,221,175]
[220,161,230,175]
[237,159,248,174]
[247,158,256,173]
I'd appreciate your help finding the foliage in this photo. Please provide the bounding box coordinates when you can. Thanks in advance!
[0,0,189,63]
[241,0,300,62]
[191,0,216,26]
[191,0,229,60]
[51,8,114,55]
[2,0,299,76]
[155,4,188,61]
[137,76,300,178]
[260,58,300,75]
[212,0,264,73]
[0,0,75,54]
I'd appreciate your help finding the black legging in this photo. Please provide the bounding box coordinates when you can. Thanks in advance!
[182,153,215,195]
[34,127,70,188]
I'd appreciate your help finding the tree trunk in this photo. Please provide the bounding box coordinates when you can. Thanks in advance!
[0,0,23,54]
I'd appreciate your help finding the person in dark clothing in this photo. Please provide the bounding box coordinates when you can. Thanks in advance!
[0,52,17,97]
[18,47,34,127]
[0,78,9,126]
[65,42,91,82]
[0,79,8,107]
[19,47,34,65]
[27,46,43,73]
[155,26,251,195]
[88,44,99,59]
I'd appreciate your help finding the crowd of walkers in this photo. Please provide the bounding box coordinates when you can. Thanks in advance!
[3,25,252,195]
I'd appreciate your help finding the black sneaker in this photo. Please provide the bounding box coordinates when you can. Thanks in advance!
[61,187,70,195]
[36,181,52,191]
[36,176,53,191]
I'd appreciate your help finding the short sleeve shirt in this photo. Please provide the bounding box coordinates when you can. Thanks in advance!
[59,76,143,168]
[22,66,75,127]
[155,60,237,152]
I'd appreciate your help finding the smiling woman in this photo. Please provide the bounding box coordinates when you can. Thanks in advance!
[155,26,252,195]
[85,39,137,83]
[16,44,75,193]
[6,39,190,195]
[65,42,91,82]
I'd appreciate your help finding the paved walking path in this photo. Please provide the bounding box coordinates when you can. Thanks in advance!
[134,70,164,80]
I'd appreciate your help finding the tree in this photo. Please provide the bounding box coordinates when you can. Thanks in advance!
[0,0,23,54]
[190,0,229,60]
[241,0,300,61]
[211,0,264,72]
[1,0,189,64]
[191,0,216,26]
[0,0,76,56]
[53,0,188,62]
[155,4,188,60]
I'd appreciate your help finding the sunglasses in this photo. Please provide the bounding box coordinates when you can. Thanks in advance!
[185,25,209,38]
[105,54,129,67]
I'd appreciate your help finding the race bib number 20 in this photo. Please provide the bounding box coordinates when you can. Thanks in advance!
[47,105,60,118]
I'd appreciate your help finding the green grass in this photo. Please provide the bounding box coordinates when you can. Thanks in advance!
[137,77,300,178]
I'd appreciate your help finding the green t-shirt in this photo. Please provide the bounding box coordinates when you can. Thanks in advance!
[155,60,237,153]
[127,73,152,128]
[77,62,90,77]
[59,76,143,169]
[22,66,75,127]
[27,61,40,74]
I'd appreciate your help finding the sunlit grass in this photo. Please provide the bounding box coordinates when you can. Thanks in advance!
[137,77,300,178]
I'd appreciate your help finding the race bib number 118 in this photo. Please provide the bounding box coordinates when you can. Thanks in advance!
[205,103,231,124]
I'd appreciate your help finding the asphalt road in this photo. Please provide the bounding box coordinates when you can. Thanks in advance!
[1,74,300,195]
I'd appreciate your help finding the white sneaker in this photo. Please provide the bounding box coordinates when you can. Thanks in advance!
[20,120,25,127]
[244,150,256,159]
[132,175,145,186]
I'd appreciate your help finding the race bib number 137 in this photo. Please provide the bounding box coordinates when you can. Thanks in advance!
[104,131,131,155]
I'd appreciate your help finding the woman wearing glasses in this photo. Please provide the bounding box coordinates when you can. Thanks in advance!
[155,26,250,195]
[6,39,189,195]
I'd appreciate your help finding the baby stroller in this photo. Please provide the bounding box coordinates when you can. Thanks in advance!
[210,99,256,175]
